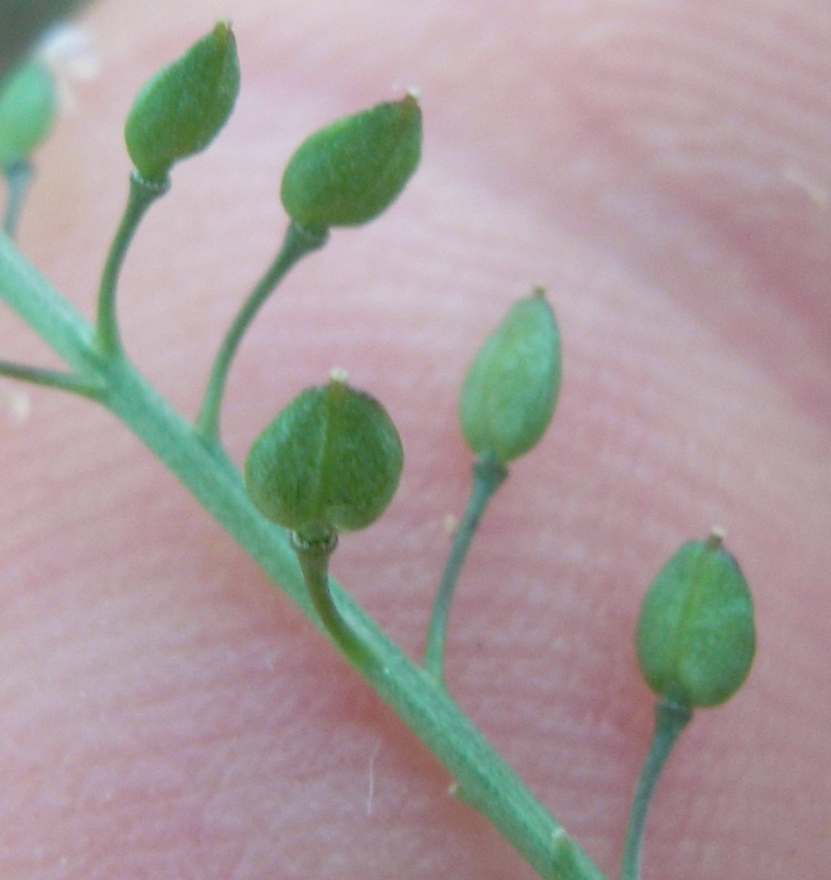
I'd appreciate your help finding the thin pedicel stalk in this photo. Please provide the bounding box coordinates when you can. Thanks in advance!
[194,220,327,446]
[95,172,169,357]
[3,161,33,237]
[0,359,104,398]
[620,700,692,880]
[291,532,381,675]
[423,455,507,683]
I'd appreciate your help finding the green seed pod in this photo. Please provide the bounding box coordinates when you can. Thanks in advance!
[124,22,239,183]
[636,531,756,708]
[0,60,57,169]
[459,289,561,464]
[245,374,404,541]
[280,94,422,233]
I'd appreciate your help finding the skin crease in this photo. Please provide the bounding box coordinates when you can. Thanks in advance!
[0,0,829,877]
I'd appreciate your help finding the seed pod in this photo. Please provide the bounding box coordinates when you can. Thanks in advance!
[124,22,239,183]
[459,289,561,464]
[245,375,403,541]
[636,531,756,708]
[0,60,57,168]
[280,94,422,233]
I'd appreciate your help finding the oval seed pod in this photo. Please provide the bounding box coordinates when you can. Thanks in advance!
[280,94,422,233]
[245,375,404,541]
[459,289,561,464]
[636,531,756,708]
[0,60,57,169]
[124,21,239,183]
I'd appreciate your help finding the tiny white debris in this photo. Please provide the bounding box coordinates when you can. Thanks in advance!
[784,165,828,208]
[447,781,459,797]
[329,366,349,384]
[706,525,726,550]
[0,383,30,427]
[365,740,381,816]
[709,524,726,542]
[442,513,458,536]
[391,82,421,100]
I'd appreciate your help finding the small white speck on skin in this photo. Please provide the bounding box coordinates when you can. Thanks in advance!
[784,164,829,208]
[447,781,459,797]
[442,514,458,536]
[365,740,381,817]
[329,366,349,384]
[0,383,31,428]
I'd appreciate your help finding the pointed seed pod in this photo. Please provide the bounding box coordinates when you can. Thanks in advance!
[0,60,57,168]
[245,374,404,542]
[124,22,240,183]
[459,289,561,464]
[636,530,756,708]
[280,94,422,233]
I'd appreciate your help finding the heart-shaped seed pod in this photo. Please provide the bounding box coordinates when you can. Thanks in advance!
[636,531,756,708]
[459,289,561,464]
[245,375,403,543]
[280,94,422,234]
[124,21,239,183]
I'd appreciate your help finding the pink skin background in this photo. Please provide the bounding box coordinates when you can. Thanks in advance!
[0,0,829,877]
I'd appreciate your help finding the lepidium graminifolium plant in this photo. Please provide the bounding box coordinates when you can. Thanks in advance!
[245,371,404,673]
[0,21,758,880]
[423,288,562,683]
[620,528,756,880]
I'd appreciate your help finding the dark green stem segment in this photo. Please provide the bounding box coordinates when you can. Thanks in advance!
[194,220,328,446]
[290,530,380,675]
[3,159,32,238]
[95,171,170,357]
[620,700,693,880]
[423,455,508,683]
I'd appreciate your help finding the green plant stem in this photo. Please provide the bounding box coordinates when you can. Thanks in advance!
[620,700,692,880]
[194,220,328,447]
[95,171,169,357]
[0,232,608,880]
[3,160,32,237]
[0,358,104,398]
[424,454,507,683]
[291,531,382,675]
